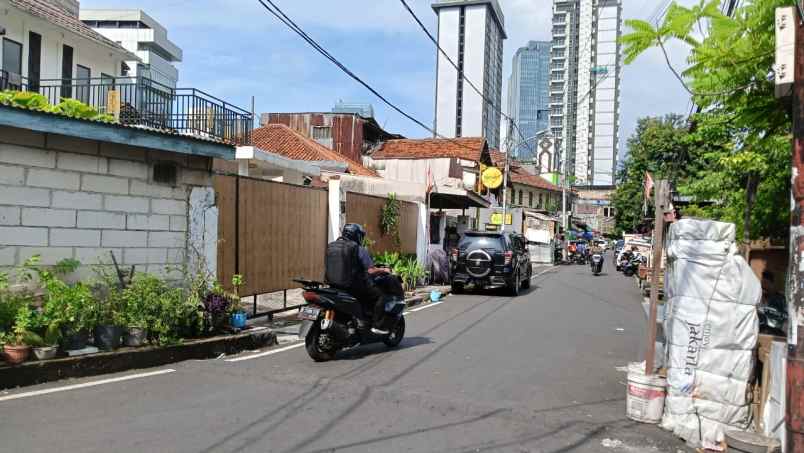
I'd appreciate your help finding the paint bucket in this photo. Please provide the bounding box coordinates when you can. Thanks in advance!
[430,290,442,302]
[626,361,667,424]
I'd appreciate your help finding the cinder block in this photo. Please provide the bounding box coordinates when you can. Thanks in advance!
[47,134,98,155]
[0,227,48,246]
[180,169,211,186]
[0,186,51,207]
[130,180,187,199]
[0,126,45,148]
[102,230,147,247]
[50,229,101,247]
[57,152,105,173]
[148,231,186,248]
[108,159,149,179]
[0,246,16,266]
[74,247,122,266]
[99,143,148,162]
[127,214,170,231]
[81,174,129,194]
[18,247,73,265]
[104,195,149,213]
[123,248,167,265]
[151,199,186,215]
[0,206,21,225]
[169,215,187,232]
[27,168,80,190]
[0,144,55,168]
[166,248,186,264]
[52,191,103,210]
[22,208,76,227]
[145,264,184,281]
[0,164,25,185]
[77,211,126,229]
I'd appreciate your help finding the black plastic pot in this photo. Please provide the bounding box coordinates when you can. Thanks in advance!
[94,325,122,351]
[60,329,89,351]
[124,327,147,347]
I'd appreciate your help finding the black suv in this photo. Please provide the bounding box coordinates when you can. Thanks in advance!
[450,231,532,296]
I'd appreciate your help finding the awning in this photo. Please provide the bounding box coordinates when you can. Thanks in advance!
[429,186,490,210]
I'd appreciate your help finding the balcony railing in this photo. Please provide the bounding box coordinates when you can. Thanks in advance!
[0,73,252,146]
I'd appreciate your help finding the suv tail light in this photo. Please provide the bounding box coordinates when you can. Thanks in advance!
[504,251,513,265]
[302,291,320,303]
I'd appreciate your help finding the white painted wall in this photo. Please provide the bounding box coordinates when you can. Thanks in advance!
[371,157,453,185]
[461,4,487,138]
[0,3,126,82]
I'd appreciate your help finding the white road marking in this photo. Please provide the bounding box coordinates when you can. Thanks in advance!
[224,342,305,362]
[0,369,176,403]
[531,266,556,280]
[407,301,444,313]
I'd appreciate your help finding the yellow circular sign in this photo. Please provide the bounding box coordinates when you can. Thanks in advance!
[481,167,503,189]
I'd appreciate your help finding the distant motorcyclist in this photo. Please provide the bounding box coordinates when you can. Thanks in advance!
[325,224,390,334]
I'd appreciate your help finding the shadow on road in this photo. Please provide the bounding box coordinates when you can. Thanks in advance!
[335,336,433,361]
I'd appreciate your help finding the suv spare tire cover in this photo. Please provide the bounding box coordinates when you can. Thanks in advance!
[465,249,493,278]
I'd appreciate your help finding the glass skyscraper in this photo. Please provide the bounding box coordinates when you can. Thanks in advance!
[507,41,551,160]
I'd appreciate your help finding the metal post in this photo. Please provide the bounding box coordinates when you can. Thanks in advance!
[645,180,669,375]
[283,289,287,309]
[252,295,257,317]
[561,140,569,262]
[788,3,804,450]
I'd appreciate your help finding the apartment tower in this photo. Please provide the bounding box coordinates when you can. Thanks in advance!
[507,40,551,160]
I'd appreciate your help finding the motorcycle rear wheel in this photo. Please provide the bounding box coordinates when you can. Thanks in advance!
[305,324,337,362]
[383,316,405,348]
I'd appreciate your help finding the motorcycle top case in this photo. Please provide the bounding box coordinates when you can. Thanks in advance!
[325,238,361,288]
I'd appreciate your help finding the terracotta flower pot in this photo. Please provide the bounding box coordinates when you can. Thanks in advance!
[4,344,31,365]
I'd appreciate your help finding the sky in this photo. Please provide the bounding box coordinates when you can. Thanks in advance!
[80,0,698,158]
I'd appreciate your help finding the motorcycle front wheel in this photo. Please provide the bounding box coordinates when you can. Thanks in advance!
[305,323,337,362]
[383,316,405,348]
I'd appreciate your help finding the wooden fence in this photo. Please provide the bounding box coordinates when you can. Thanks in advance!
[345,192,418,255]
[214,175,328,296]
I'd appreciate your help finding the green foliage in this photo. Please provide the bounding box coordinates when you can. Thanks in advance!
[618,0,792,240]
[373,251,401,271]
[379,193,402,250]
[229,274,245,313]
[9,305,33,346]
[395,257,426,292]
[0,90,116,123]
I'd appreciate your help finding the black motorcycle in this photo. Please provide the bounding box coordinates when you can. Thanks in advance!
[622,254,644,277]
[590,253,603,275]
[295,275,406,362]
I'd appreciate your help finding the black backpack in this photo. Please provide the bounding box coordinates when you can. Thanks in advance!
[325,238,361,289]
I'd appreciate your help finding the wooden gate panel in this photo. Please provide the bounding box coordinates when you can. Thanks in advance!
[345,193,418,255]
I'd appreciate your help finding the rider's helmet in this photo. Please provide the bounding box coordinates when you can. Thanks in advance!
[342,223,366,245]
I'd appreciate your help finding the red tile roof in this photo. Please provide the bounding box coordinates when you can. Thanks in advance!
[371,137,487,162]
[10,0,129,53]
[251,124,378,177]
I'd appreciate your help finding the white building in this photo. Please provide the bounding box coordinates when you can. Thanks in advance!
[80,9,181,88]
[550,0,622,187]
[432,0,505,149]
[0,0,132,92]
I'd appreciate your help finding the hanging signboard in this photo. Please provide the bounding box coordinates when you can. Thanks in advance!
[490,212,513,225]
[481,167,503,189]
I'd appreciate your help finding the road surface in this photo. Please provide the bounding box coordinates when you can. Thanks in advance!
[1,257,690,452]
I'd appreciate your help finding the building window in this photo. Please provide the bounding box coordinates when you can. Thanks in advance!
[518,190,523,206]
[2,38,23,84]
[76,65,91,104]
[529,192,533,207]
[539,194,544,208]
[312,126,332,140]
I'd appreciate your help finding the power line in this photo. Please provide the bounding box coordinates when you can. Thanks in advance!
[397,0,533,156]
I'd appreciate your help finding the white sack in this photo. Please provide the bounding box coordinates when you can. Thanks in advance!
[661,218,760,451]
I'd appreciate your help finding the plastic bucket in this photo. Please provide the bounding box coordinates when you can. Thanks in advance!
[626,362,667,424]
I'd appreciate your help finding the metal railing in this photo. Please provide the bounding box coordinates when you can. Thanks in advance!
[3,74,252,146]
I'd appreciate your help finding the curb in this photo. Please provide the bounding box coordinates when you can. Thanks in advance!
[0,328,277,390]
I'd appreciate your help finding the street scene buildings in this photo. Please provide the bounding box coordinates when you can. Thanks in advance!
[0,0,796,452]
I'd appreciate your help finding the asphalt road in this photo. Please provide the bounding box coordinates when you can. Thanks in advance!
[0,256,690,453]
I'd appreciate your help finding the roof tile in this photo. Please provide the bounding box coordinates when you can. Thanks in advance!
[251,124,378,177]
[371,137,486,162]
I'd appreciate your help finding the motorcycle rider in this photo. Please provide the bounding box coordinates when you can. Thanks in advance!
[325,224,390,335]
[590,241,604,270]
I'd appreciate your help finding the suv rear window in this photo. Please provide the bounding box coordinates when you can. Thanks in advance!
[459,233,505,251]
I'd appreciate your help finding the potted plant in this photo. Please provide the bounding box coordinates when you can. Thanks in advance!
[31,325,60,360]
[229,275,247,330]
[93,294,124,351]
[3,305,33,365]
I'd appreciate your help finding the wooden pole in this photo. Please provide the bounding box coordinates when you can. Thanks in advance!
[645,179,669,375]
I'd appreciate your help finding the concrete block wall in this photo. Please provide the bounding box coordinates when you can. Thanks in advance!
[0,126,213,279]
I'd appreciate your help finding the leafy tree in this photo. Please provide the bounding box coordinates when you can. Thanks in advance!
[620,0,792,241]
[612,115,695,234]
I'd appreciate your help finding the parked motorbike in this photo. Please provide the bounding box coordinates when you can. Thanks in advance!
[616,250,633,272]
[758,293,787,336]
[590,253,603,275]
[295,274,406,362]
[622,253,644,277]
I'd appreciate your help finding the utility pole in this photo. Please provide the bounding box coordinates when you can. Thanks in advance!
[560,139,569,262]
[788,2,804,451]
[645,180,670,375]
[500,119,515,232]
